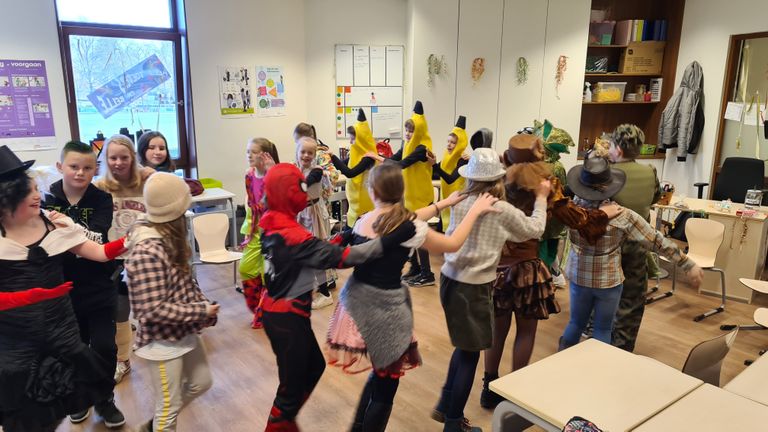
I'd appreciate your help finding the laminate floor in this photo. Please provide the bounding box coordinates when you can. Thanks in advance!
[43,256,768,431]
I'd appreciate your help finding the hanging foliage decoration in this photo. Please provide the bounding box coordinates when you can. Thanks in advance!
[427,54,448,87]
[555,55,568,99]
[471,57,486,84]
[516,57,529,85]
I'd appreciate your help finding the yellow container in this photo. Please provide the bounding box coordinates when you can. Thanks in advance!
[594,82,627,103]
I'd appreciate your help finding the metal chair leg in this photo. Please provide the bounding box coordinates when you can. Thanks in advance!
[693,268,726,322]
[646,262,676,304]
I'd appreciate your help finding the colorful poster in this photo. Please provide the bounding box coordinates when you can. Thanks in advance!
[218,66,254,116]
[87,54,171,119]
[255,66,286,117]
[0,59,55,147]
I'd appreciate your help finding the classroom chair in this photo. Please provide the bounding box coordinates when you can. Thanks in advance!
[683,218,727,322]
[192,212,243,292]
[682,328,739,386]
[693,157,767,204]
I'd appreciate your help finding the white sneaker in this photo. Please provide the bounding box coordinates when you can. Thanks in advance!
[114,360,131,384]
[552,272,567,288]
[311,293,333,310]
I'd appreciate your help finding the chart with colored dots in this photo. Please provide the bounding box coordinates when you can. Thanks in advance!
[335,45,404,139]
[255,66,285,117]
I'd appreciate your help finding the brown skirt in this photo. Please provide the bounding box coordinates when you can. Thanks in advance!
[493,258,561,320]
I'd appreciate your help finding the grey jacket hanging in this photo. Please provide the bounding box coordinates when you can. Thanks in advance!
[658,61,705,161]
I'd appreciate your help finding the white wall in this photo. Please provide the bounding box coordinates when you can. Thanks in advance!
[0,0,71,167]
[185,0,308,202]
[304,0,407,151]
[662,0,768,198]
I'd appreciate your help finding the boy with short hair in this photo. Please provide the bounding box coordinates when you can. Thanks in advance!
[42,140,126,428]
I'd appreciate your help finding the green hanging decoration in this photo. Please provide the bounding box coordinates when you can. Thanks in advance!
[427,54,447,87]
[516,57,528,85]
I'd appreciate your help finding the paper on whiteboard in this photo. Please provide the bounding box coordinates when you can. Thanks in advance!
[724,102,743,122]
[742,104,766,126]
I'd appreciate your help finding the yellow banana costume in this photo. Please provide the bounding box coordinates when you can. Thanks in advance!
[439,116,468,227]
[403,101,434,211]
[346,109,377,225]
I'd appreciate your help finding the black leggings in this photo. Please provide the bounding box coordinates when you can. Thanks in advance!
[263,310,326,421]
[352,373,399,430]
[409,248,433,276]
[436,349,480,420]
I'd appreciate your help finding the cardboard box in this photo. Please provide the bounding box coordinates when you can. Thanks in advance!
[619,41,666,74]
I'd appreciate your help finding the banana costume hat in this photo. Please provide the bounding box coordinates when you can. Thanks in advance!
[346,109,377,225]
[403,101,434,211]
[439,115,467,227]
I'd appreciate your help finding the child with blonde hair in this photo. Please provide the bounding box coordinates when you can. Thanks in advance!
[295,136,337,309]
[240,137,279,329]
[95,134,155,384]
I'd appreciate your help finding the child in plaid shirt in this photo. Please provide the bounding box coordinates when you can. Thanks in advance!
[559,156,704,350]
[126,173,219,432]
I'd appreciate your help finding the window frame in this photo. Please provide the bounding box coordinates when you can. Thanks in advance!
[56,0,196,175]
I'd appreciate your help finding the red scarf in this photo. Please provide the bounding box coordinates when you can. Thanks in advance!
[259,211,313,246]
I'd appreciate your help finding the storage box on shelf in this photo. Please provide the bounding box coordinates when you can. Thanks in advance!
[579,0,685,161]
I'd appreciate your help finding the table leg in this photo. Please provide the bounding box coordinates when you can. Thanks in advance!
[492,400,560,432]
[228,197,237,248]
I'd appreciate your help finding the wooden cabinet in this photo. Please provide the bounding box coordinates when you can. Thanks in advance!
[579,0,686,159]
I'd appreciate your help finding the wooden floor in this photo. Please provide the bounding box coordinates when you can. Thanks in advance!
[52,256,768,432]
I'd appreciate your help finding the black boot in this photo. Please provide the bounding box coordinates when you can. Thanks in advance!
[444,417,482,432]
[362,402,393,432]
[479,373,503,409]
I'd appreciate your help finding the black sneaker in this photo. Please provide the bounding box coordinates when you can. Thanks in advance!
[402,266,421,281]
[408,274,436,287]
[96,400,126,429]
[69,408,90,424]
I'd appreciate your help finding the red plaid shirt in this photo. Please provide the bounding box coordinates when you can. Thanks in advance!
[126,239,215,349]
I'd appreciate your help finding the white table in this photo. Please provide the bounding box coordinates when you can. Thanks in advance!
[490,339,702,431]
[633,384,768,431]
[724,349,768,406]
[190,188,238,248]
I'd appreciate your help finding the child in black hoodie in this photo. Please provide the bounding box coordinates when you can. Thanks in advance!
[42,141,125,428]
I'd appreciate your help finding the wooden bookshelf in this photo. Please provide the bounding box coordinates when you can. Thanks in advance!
[579,0,686,157]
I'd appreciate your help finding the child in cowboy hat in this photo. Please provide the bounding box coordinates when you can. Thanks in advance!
[559,154,704,350]
[433,147,551,432]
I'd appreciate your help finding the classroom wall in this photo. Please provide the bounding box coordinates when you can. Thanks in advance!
[661,0,768,197]
[304,0,408,151]
[184,0,308,202]
[0,0,71,167]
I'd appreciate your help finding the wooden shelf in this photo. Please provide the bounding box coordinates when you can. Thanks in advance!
[585,73,663,77]
[583,101,659,105]
[588,44,628,48]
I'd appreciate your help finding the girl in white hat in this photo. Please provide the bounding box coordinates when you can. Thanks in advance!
[433,147,550,432]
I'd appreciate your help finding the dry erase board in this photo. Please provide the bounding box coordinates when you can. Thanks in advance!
[335,44,404,139]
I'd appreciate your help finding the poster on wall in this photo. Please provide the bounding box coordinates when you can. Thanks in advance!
[334,45,404,139]
[0,59,56,151]
[218,66,254,116]
[255,66,286,118]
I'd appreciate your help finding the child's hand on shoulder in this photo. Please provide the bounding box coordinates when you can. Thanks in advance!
[535,179,551,199]
[444,191,467,207]
[206,302,220,317]
[469,193,501,215]
[599,201,624,219]
[140,166,156,180]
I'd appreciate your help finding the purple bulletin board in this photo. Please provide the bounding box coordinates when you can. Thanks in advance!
[0,59,55,140]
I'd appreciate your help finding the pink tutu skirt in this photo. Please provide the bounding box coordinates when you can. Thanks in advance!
[326,303,421,378]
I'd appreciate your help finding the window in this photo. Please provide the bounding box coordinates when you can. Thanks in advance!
[57,0,195,173]
[56,0,172,29]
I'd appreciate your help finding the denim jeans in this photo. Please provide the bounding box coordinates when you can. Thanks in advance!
[561,282,623,348]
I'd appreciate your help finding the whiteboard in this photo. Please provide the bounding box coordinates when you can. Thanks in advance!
[335,45,353,86]
[353,45,370,86]
[386,46,404,86]
[370,46,386,86]
[371,106,403,138]
[344,86,402,106]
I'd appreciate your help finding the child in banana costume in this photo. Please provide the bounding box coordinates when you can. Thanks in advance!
[330,109,377,227]
[432,116,468,230]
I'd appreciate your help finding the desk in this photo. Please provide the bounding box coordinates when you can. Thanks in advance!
[654,198,768,303]
[633,384,768,431]
[190,188,238,248]
[724,348,768,406]
[490,339,702,431]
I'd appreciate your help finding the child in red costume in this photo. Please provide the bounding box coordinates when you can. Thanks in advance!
[259,164,414,431]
